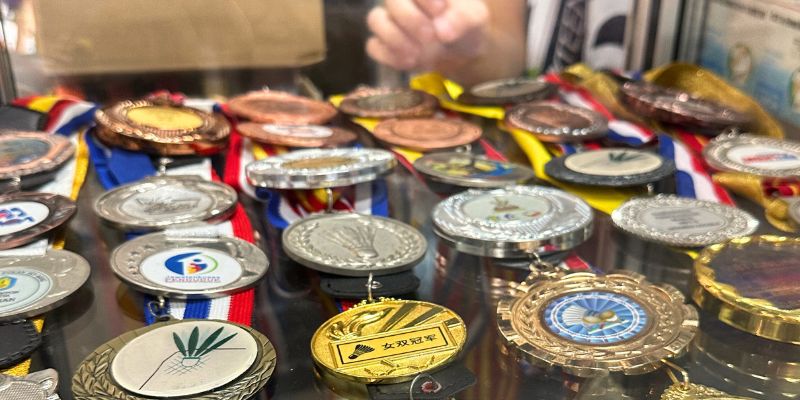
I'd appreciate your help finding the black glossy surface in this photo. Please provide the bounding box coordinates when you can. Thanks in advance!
[31,125,800,399]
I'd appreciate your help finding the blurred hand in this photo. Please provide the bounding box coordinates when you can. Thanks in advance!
[366,0,490,71]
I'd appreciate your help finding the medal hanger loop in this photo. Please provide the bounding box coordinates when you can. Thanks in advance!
[646,183,655,196]
[146,296,172,322]
[156,157,174,176]
[365,272,383,303]
[661,359,690,391]
[454,143,472,153]
[526,251,565,280]
[408,373,444,400]
[325,187,334,213]
[0,176,21,194]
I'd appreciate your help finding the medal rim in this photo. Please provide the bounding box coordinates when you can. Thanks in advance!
[227,90,338,125]
[0,249,91,321]
[93,175,238,231]
[71,319,276,400]
[432,185,594,258]
[245,148,396,189]
[0,192,76,250]
[504,101,608,143]
[337,87,438,119]
[457,78,556,106]
[619,81,751,130]
[413,152,536,188]
[545,149,676,187]
[692,235,800,344]
[497,271,698,377]
[94,100,231,156]
[611,195,759,247]
[371,118,483,151]
[237,122,357,148]
[702,133,800,177]
[310,299,467,384]
[282,213,427,277]
[110,232,269,299]
[0,131,75,181]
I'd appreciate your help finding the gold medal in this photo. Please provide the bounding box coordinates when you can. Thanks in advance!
[693,235,800,344]
[311,298,466,385]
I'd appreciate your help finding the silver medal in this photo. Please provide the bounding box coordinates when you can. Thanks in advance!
[432,185,593,258]
[245,148,395,189]
[0,369,60,400]
[110,231,268,298]
[611,195,759,247]
[72,319,276,400]
[94,175,238,231]
[703,133,800,177]
[0,249,90,321]
[282,213,426,277]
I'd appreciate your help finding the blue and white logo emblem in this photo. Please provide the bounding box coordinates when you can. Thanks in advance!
[543,291,648,345]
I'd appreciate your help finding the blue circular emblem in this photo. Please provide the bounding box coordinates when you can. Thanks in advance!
[543,291,648,345]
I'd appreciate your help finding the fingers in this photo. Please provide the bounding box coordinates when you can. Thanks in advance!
[433,0,489,43]
[384,0,437,43]
[366,37,417,70]
[413,0,447,17]
[366,7,421,61]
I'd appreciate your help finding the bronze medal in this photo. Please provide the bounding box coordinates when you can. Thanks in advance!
[95,99,230,156]
[0,131,74,188]
[237,122,356,148]
[338,87,438,119]
[505,101,607,143]
[372,118,482,151]
[0,192,76,250]
[227,91,338,125]
[619,81,751,132]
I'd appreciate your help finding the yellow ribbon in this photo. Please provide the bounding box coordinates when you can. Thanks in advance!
[409,73,506,120]
[1,130,90,377]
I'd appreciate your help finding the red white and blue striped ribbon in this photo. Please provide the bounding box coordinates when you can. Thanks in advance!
[657,134,734,205]
[543,74,655,147]
[12,96,97,135]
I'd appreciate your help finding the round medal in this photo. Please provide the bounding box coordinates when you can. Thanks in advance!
[0,319,41,368]
[414,152,535,188]
[283,214,426,277]
[227,91,338,125]
[0,192,76,250]
[72,319,276,399]
[111,232,268,299]
[310,299,466,384]
[0,131,74,188]
[612,195,759,248]
[703,133,800,177]
[432,185,593,258]
[338,87,438,119]
[693,235,800,344]
[95,100,230,156]
[620,81,751,131]
[0,369,60,399]
[505,101,608,143]
[0,250,90,321]
[546,148,675,187]
[372,118,482,151]
[246,148,396,189]
[94,175,238,231]
[237,122,357,148]
[497,271,698,377]
[457,78,555,106]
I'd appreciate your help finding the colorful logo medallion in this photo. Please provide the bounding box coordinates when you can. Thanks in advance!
[728,145,800,170]
[426,157,513,178]
[0,267,53,314]
[543,291,649,345]
[0,201,49,236]
[462,194,551,223]
[139,247,242,290]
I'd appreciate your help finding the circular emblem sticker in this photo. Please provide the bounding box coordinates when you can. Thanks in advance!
[0,139,50,168]
[543,291,649,345]
[461,194,551,223]
[110,320,258,397]
[0,201,49,236]
[262,124,333,138]
[120,187,214,220]
[139,248,243,291]
[564,150,663,176]
[0,268,52,314]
